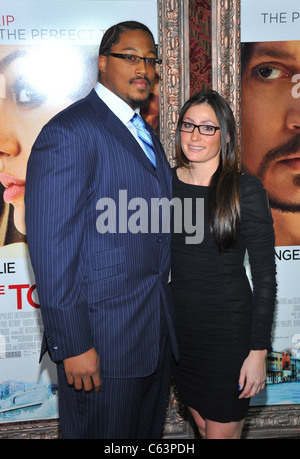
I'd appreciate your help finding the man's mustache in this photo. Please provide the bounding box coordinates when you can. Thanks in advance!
[129,76,151,85]
[256,134,300,179]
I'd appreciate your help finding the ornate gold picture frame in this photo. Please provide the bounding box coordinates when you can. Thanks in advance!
[158,0,190,161]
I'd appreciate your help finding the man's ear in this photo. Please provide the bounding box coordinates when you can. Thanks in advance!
[98,55,107,73]
[226,133,230,143]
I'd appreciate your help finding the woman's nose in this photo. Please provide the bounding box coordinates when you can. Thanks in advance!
[0,133,20,158]
[0,102,20,158]
[191,127,202,140]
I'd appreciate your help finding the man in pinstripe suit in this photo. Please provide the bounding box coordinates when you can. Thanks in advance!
[25,21,178,439]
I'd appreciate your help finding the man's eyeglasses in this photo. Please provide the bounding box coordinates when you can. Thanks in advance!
[104,53,161,67]
[180,122,220,136]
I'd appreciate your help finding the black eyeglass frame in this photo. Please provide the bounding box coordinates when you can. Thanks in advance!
[180,122,221,136]
[103,53,162,66]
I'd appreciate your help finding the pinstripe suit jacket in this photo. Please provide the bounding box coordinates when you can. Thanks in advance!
[25,89,177,378]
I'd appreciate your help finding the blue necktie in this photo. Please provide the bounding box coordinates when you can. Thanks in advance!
[131,113,156,168]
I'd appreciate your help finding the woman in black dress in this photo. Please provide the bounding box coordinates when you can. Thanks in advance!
[171,90,277,439]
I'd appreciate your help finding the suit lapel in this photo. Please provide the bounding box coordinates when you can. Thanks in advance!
[87,90,158,177]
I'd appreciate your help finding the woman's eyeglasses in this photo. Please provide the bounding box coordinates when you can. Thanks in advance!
[180,122,220,136]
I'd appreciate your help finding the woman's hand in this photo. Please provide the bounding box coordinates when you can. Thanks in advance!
[238,350,268,399]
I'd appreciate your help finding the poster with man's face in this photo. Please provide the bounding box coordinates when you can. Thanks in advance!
[241,0,300,408]
[241,2,300,247]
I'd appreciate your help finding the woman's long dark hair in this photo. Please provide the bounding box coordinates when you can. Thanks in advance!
[175,90,240,252]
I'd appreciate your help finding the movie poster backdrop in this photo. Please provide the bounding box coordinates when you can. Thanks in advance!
[0,0,157,423]
[241,0,300,407]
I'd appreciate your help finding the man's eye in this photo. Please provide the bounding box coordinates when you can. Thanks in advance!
[125,55,136,62]
[257,66,289,80]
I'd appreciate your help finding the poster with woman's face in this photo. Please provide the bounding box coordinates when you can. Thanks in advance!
[0,1,158,249]
[0,44,98,244]
[0,0,158,424]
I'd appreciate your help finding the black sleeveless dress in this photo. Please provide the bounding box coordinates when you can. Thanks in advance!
[171,168,276,423]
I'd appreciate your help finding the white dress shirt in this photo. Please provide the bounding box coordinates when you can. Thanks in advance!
[94,82,145,151]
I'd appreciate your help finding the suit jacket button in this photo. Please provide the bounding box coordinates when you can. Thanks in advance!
[156,237,162,242]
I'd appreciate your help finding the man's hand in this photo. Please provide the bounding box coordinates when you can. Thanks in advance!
[63,347,101,393]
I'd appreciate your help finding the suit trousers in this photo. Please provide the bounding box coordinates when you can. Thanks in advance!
[56,321,172,439]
